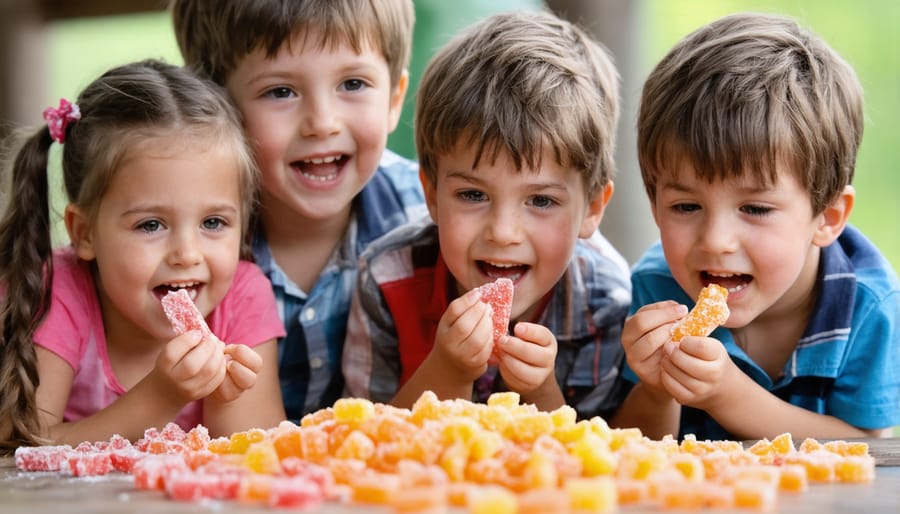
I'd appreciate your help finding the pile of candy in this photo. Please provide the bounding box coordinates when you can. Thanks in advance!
[15,391,875,512]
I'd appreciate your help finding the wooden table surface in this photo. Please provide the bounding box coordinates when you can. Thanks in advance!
[2,438,899,514]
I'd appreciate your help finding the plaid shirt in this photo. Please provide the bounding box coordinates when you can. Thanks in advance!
[253,150,426,421]
[343,217,632,420]
[625,225,900,439]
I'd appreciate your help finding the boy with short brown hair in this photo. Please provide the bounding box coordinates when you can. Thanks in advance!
[171,0,425,421]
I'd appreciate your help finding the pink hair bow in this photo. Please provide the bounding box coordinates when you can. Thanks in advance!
[43,98,81,143]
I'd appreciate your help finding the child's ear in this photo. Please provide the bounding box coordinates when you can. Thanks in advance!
[387,69,409,133]
[813,184,855,247]
[64,204,96,261]
[420,169,439,223]
[579,181,614,238]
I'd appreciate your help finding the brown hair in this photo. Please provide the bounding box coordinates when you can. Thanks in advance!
[0,59,256,453]
[171,0,415,88]
[638,12,863,214]
[415,10,619,197]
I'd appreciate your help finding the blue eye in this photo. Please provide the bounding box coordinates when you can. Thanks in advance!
[136,219,162,233]
[202,217,227,231]
[342,79,366,92]
[529,195,558,209]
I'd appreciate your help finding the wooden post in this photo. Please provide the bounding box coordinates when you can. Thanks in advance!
[545,0,656,265]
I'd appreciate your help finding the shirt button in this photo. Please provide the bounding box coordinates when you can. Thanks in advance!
[310,357,324,369]
[304,307,316,321]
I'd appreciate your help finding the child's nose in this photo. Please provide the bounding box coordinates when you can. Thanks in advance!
[486,207,524,245]
[300,94,340,138]
[698,215,739,254]
[168,231,203,267]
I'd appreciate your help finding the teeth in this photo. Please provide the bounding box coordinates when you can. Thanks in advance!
[727,283,747,294]
[302,171,338,182]
[707,272,737,278]
[485,261,519,268]
[303,155,339,164]
[166,282,199,289]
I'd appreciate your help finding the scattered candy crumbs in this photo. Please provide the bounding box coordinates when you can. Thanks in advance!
[15,391,876,512]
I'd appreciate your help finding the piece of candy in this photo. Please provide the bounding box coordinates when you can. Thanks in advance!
[671,284,730,342]
[161,289,211,338]
[478,277,514,345]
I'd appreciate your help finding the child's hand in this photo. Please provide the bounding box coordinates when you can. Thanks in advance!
[213,344,263,402]
[496,322,557,395]
[659,334,736,409]
[432,287,495,383]
[621,301,688,396]
[153,330,227,404]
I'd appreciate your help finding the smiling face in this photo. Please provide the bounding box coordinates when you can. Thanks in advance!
[424,145,609,321]
[67,135,244,342]
[651,158,840,329]
[225,25,407,227]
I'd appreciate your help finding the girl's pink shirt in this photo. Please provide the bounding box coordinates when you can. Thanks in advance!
[33,247,285,431]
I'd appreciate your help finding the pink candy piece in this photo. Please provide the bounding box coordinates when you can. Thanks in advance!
[14,445,72,472]
[161,289,211,338]
[66,451,112,477]
[477,278,515,344]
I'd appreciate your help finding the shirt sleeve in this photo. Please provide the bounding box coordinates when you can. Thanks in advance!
[207,261,286,347]
[342,254,403,404]
[828,288,900,429]
[32,251,95,371]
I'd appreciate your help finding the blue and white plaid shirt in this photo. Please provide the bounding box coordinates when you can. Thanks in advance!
[253,150,426,421]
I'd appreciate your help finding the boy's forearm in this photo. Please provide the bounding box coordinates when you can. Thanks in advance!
[520,375,564,412]
[706,373,884,440]
[609,383,680,439]
[391,357,474,409]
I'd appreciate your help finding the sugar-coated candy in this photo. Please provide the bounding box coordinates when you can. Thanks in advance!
[14,445,72,472]
[477,277,514,346]
[671,283,730,342]
[65,450,112,477]
[161,288,211,338]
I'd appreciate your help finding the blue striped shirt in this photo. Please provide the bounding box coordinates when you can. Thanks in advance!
[252,150,426,421]
[626,225,900,439]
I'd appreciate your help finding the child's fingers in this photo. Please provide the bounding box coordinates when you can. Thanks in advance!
[223,344,263,374]
[226,360,258,391]
[156,330,204,369]
[622,301,688,346]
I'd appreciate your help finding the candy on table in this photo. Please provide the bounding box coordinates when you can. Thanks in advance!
[160,288,211,338]
[467,485,518,514]
[65,450,112,477]
[26,393,880,513]
[671,283,730,342]
[14,445,73,472]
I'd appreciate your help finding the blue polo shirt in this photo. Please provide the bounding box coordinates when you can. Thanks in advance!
[625,225,900,440]
[253,150,426,422]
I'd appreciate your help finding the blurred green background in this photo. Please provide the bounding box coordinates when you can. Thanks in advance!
[44,0,898,273]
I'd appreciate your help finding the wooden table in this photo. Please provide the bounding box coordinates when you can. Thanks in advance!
[2,438,899,513]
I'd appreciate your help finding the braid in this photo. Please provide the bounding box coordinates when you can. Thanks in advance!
[0,128,55,453]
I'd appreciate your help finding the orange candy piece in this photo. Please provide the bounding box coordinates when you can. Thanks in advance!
[672,284,730,342]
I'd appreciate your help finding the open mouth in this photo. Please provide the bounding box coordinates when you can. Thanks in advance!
[293,154,349,183]
[701,271,751,294]
[477,260,529,284]
[153,283,201,301]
